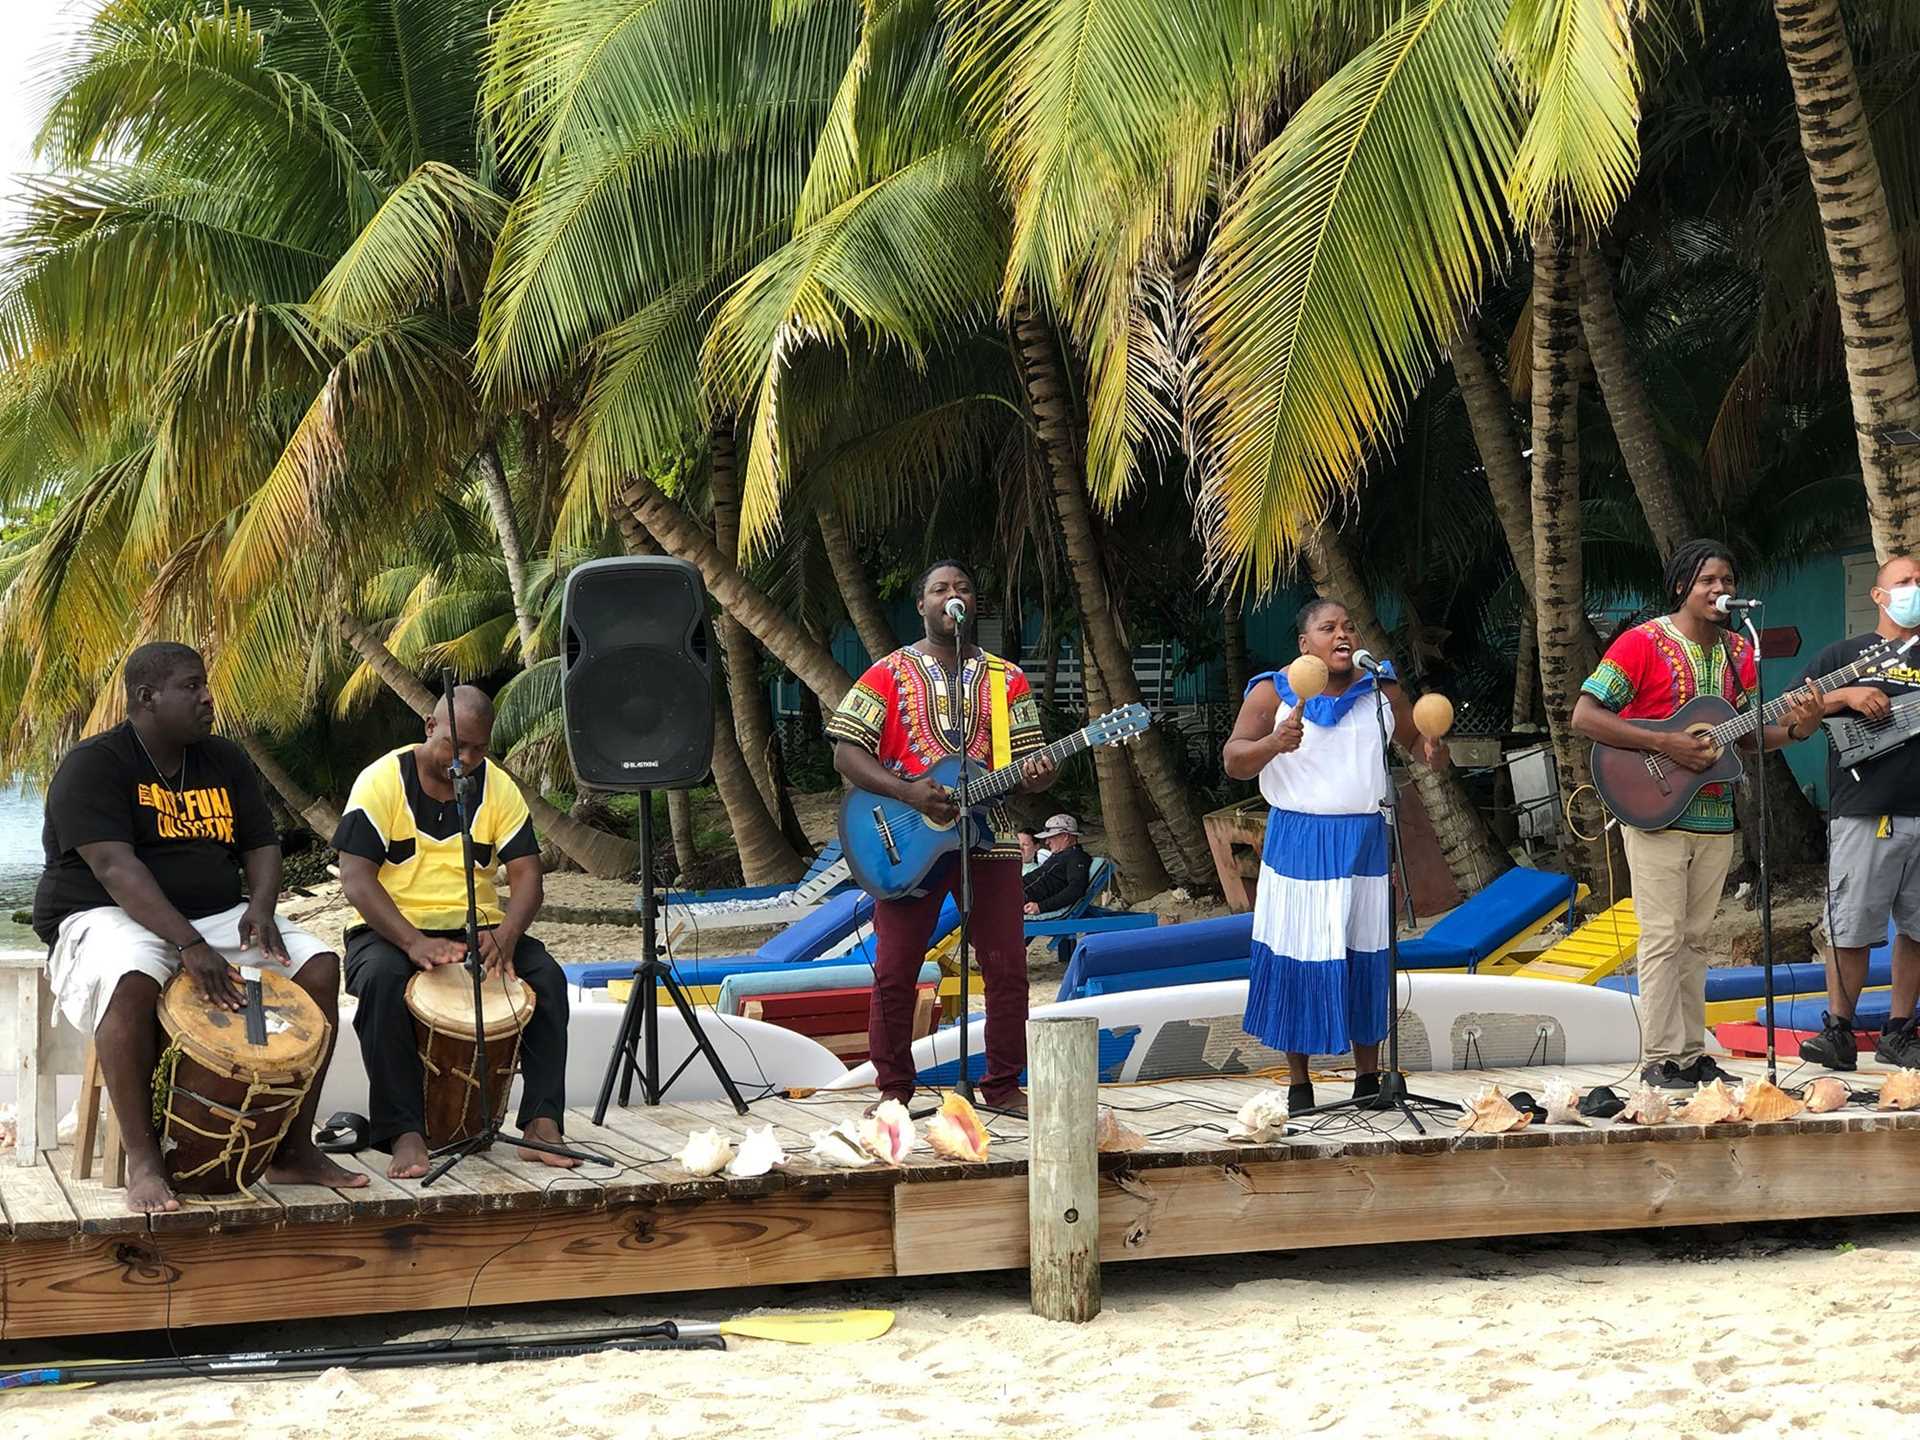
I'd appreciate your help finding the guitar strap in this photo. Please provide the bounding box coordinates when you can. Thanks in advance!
[986,657,1013,770]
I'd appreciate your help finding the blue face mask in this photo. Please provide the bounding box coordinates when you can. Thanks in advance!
[1886,584,1920,629]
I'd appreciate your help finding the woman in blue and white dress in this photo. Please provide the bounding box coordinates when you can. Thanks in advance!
[1222,599,1451,1113]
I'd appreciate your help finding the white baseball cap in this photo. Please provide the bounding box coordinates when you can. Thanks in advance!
[1036,814,1081,839]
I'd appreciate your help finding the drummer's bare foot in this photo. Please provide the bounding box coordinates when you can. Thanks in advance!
[388,1132,431,1180]
[518,1117,579,1168]
[125,1159,180,1214]
[267,1140,369,1190]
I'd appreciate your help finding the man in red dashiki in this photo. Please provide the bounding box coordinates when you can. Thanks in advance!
[1573,540,1821,1090]
[826,561,1056,1112]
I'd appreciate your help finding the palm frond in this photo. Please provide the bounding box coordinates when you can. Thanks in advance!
[1503,0,1646,229]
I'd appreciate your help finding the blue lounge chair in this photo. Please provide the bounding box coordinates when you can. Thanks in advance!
[1395,866,1579,973]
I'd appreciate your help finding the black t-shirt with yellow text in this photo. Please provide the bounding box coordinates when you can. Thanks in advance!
[1803,631,1920,818]
[32,723,278,943]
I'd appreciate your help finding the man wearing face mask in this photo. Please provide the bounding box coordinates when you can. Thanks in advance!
[1796,554,1920,1071]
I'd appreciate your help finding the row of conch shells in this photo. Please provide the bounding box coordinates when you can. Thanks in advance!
[675,1125,790,1178]
[1878,1068,1920,1110]
[1226,1090,1291,1143]
[1454,1084,1531,1135]
[925,1092,991,1162]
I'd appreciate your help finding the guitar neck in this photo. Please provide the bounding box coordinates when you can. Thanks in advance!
[957,729,1095,806]
[1702,653,1887,748]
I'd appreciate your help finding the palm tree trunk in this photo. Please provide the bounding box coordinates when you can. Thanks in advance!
[1529,227,1612,885]
[1222,591,1249,704]
[1013,306,1214,890]
[1511,603,1537,729]
[1304,522,1510,894]
[476,440,540,658]
[1577,247,1690,561]
[710,694,804,883]
[616,472,853,706]
[667,789,699,874]
[1081,641,1173,898]
[816,502,895,662]
[238,735,341,838]
[707,423,782,811]
[1773,0,1920,558]
[336,609,641,878]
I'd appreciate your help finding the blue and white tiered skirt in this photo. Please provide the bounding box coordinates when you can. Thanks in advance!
[1243,808,1392,1055]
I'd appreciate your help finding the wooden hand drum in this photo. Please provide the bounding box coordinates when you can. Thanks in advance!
[405,964,536,1148]
[155,968,329,1194]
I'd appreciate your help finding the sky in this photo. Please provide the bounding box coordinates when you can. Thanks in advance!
[0,1,102,224]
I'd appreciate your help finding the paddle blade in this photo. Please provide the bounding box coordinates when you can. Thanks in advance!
[713,1309,895,1344]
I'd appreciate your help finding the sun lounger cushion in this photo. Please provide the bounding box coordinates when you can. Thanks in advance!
[1396,866,1576,971]
[717,960,940,1016]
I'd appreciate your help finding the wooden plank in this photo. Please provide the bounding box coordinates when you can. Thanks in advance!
[51,1146,163,1236]
[893,1125,1920,1276]
[257,1174,358,1227]
[0,1187,899,1340]
[0,1154,79,1240]
[323,1149,423,1219]
[150,1183,286,1236]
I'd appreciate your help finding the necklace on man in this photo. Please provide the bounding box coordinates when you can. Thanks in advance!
[131,723,189,802]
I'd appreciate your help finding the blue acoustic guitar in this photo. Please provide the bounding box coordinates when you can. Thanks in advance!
[837,704,1153,900]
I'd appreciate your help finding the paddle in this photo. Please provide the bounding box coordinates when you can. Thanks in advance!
[681,1309,895,1345]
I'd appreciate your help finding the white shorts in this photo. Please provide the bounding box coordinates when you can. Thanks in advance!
[48,901,335,1035]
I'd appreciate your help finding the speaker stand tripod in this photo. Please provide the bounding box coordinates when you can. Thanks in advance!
[593,790,750,1122]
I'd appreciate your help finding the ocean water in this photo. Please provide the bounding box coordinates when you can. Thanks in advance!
[0,782,42,947]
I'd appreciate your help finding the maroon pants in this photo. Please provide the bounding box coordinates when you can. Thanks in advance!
[869,855,1027,1103]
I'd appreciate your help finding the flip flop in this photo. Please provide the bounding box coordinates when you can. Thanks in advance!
[314,1112,369,1154]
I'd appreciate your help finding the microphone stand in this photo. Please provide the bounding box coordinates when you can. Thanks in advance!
[949,606,979,1105]
[1295,663,1458,1133]
[425,670,598,1185]
[1740,607,1781,1084]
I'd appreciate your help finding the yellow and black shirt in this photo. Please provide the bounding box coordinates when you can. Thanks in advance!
[332,747,540,931]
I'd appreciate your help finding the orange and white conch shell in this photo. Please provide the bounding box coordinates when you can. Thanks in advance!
[1542,1078,1587,1126]
[925,1092,991,1162]
[1226,1089,1291,1143]
[1619,1085,1671,1125]
[808,1121,876,1169]
[857,1098,919,1164]
[1455,1084,1530,1135]
[1877,1068,1920,1110]
[1803,1075,1852,1113]
[1676,1079,1740,1124]
[1095,1105,1147,1153]
[726,1123,787,1178]
[1734,1078,1805,1123]
[675,1127,734,1177]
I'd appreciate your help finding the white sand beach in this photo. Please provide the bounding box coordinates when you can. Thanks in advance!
[2,1216,1910,1440]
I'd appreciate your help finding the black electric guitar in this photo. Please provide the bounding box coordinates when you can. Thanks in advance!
[1591,636,1915,830]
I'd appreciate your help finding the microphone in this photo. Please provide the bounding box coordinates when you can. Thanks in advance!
[943,596,969,624]
[1351,649,1387,676]
[1713,595,1763,614]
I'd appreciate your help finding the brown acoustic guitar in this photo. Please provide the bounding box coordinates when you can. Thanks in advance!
[1590,635,1914,831]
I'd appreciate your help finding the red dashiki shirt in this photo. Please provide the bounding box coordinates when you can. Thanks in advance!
[825,646,1045,860]
[1580,616,1757,835]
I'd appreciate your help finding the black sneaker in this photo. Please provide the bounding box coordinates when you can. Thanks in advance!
[1642,1060,1694,1090]
[1798,1013,1858,1072]
[1687,1055,1738,1085]
[1875,1018,1920,1069]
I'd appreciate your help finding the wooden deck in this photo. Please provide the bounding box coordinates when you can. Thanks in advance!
[6,1054,1920,1340]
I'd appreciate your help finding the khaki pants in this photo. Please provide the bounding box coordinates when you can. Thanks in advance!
[1621,826,1735,1066]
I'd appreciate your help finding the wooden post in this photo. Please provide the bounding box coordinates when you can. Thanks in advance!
[1027,1016,1100,1322]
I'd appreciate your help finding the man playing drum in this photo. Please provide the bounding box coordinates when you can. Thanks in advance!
[333,686,574,1178]
[33,643,365,1214]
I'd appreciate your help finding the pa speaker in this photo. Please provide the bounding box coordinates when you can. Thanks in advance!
[561,556,714,790]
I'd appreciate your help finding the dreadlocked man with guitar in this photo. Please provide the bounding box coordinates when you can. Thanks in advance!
[1574,540,1825,1091]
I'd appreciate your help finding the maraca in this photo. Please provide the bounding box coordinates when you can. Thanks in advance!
[1413,693,1455,739]
[1287,653,1329,702]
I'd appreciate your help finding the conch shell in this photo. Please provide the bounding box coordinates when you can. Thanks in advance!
[808,1122,876,1169]
[1618,1085,1671,1124]
[1734,1078,1804,1123]
[1226,1089,1291,1143]
[1877,1068,1920,1110]
[1803,1075,1852,1113]
[675,1127,734,1177]
[1675,1078,1739,1124]
[1095,1105,1147,1153]
[925,1092,991,1162]
[857,1099,918,1164]
[1542,1077,1587,1126]
[726,1124,787,1178]
[1454,1084,1530,1135]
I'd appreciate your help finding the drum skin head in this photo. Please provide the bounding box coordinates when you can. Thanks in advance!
[158,967,328,1082]
[406,962,536,1040]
